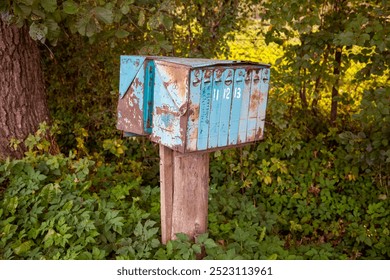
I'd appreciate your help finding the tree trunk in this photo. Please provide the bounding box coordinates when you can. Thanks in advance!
[0,17,50,159]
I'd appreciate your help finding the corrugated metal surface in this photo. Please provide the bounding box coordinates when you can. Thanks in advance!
[117,56,270,153]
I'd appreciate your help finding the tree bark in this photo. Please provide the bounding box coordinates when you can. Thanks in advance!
[0,16,50,159]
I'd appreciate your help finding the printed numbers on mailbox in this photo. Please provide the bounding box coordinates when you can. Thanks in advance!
[213,88,241,101]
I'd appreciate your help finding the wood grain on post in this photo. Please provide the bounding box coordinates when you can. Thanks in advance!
[159,144,209,244]
[159,145,174,244]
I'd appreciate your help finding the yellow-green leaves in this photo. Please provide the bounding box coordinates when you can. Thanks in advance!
[41,0,57,13]
[62,0,78,15]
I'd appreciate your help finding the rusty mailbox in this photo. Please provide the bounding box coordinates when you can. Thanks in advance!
[117,56,270,153]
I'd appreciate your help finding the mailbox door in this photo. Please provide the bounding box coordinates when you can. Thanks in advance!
[150,61,190,152]
[117,56,156,136]
[185,65,270,152]
[117,56,148,135]
[257,68,270,139]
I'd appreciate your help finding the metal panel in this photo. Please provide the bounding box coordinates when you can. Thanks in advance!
[255,68,270,139]
[119,56,145,99]
[208,69,224,148]
[151,62,188,151]
[154,61,189,114]
[238,70,253,143]
[228,68,245,145]
[197,69,213,150]
[116,60,146,135]
[186,69,202,152]
[218,68,234,147]
[246,69,261,142]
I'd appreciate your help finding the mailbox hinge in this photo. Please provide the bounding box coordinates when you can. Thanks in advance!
[144,60,155,134]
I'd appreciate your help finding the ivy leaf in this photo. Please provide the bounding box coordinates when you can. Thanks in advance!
[13,240,35,256]
[161,15,173,30]
[29,22,48,43]
[63,0,78,15]
[14,4,32,18]
[76,16,90,36]
[334,31,354,46]
[121,5,130,15]
[115,29,129,39]
[203,238,217,249]
[41,0,57,13]
[166,241,173,255]
[134,221,143,237]
[93,7,113,24]
[86,20,98,37]
[192,244,202,254]
[175,233,189,242]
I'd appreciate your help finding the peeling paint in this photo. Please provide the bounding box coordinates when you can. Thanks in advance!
[117,56,271,152]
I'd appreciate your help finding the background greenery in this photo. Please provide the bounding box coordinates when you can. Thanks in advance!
[1,0,389,259]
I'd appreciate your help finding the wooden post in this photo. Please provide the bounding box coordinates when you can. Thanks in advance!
[159,144,209,244]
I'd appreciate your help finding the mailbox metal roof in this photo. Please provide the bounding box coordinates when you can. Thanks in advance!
[152,57,270,68]
[119,55,270,98]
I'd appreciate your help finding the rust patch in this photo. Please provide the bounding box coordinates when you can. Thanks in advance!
[186,100,200,151]
[249,89,261,111]
[227,69,233,78]
[253,70,260,84]
[204,69,212,81]
[150,134,162,145]
[258,92,265,105]
[245,69,251,84]
[133,77,143,88]
[155,104,180,117]
[188,101,200,121]
[246,130,256,142]
[225,69,233,86]
[255,127,263,140]
[215,69,223,81]
[192,70,201,87]
[179,103,188,116]
[170,143,185,153]
[179,110,187,150]
[156,62,189,104]
[117,85,145,135]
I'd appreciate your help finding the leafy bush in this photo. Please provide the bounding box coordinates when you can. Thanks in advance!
[1,123,389,260]
[0,127,160,260]
[339,87,390,190]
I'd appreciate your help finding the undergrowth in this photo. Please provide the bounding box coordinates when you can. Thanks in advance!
[1,119,389,260]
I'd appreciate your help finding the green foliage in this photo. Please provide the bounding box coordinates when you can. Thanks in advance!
[339,86,390,191]
[2,122,389,259]
[257,0,389,125]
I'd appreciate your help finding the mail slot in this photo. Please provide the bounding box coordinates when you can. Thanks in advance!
[117,56,270,153]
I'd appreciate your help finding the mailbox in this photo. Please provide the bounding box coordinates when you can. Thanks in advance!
[117,56,270,153]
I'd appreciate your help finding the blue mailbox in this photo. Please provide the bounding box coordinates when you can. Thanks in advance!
[117,56,270,153]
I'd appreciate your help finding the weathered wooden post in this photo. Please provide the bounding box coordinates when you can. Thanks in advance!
[117,56,270,244]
